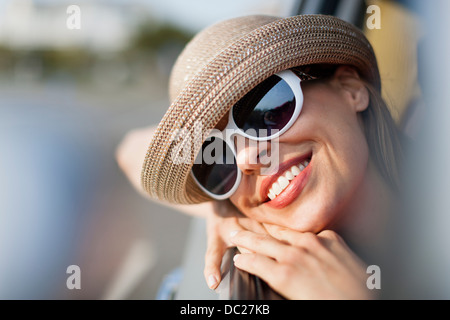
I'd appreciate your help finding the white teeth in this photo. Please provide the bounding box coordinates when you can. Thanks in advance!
[272,183,282,196]
[285,170,295,181]
[291,166,301,176]
[267,160,310,201]
[268,190,276,200]
[277,176,290,190]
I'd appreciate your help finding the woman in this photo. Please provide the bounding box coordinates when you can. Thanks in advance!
[117,14,403,299]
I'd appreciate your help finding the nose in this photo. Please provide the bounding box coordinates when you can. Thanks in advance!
[234,136,272,175]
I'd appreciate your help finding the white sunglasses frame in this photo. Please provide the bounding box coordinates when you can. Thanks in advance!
[191,69,304,200]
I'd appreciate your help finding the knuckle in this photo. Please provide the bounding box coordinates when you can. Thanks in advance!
[241,253,257,266]
[281,246,304,264]
[228,216,240,226]
[205,245,223,259]
[319,230,342,242]
[267,224,287,237]
[299,232,322,249]
[248,253,259,264]
[237,246,251,254]
[253,233,270,244]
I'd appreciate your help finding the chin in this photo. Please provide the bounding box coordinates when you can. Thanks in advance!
[269,190,345,234]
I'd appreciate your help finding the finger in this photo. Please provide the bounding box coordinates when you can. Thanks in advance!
[263,224,295,243]
[204,235,226,290]
[237,217,267,234]
[317,230,367,269]
[224,218,268,253]
[316,230,358,261]
[218,217,247,247]
[229,230,288,261]
[212,200,266,234]
[263,225,344,266]
[264,224,323,252]
[221,220,252,254]
[317,230,346,250]
[204,214,248,289]
[232,253,287,297]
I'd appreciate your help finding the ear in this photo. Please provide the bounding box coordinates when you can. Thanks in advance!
[332,66,369,113]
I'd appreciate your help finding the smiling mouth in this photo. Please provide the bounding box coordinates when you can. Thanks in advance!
[267,158,310,201]
[260,153,312,207]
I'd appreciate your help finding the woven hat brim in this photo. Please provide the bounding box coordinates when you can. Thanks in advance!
[141,14,380,204]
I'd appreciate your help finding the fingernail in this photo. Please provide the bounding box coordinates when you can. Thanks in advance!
[229,230,239,238]
[233,254,241,263]
[207,275,217,289]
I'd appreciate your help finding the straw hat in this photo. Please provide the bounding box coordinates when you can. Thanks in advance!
[141,14,381,204]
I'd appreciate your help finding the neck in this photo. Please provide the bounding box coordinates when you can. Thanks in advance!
[333,161,394,263]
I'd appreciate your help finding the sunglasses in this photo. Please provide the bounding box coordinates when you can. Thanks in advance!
[191,69,311,200]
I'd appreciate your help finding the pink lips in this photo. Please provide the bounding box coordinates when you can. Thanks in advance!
[260,153,312,209]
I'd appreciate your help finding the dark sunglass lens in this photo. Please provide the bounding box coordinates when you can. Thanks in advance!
[192,137,238,196]
[233,75,296,137]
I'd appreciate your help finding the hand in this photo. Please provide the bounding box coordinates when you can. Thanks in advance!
[229,226,375,300]
[203,200,268,290]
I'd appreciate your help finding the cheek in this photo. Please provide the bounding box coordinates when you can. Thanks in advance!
[331,129,369,203]
[300,90,369,180]
[330,116,370,184]
[279,103,370,231]
[297,123,369,231]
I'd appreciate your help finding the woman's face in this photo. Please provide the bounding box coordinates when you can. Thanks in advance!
[229,66,370,233]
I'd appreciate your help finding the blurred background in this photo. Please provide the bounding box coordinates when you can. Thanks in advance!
[0,0,449,299]
[0,0,298,299]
